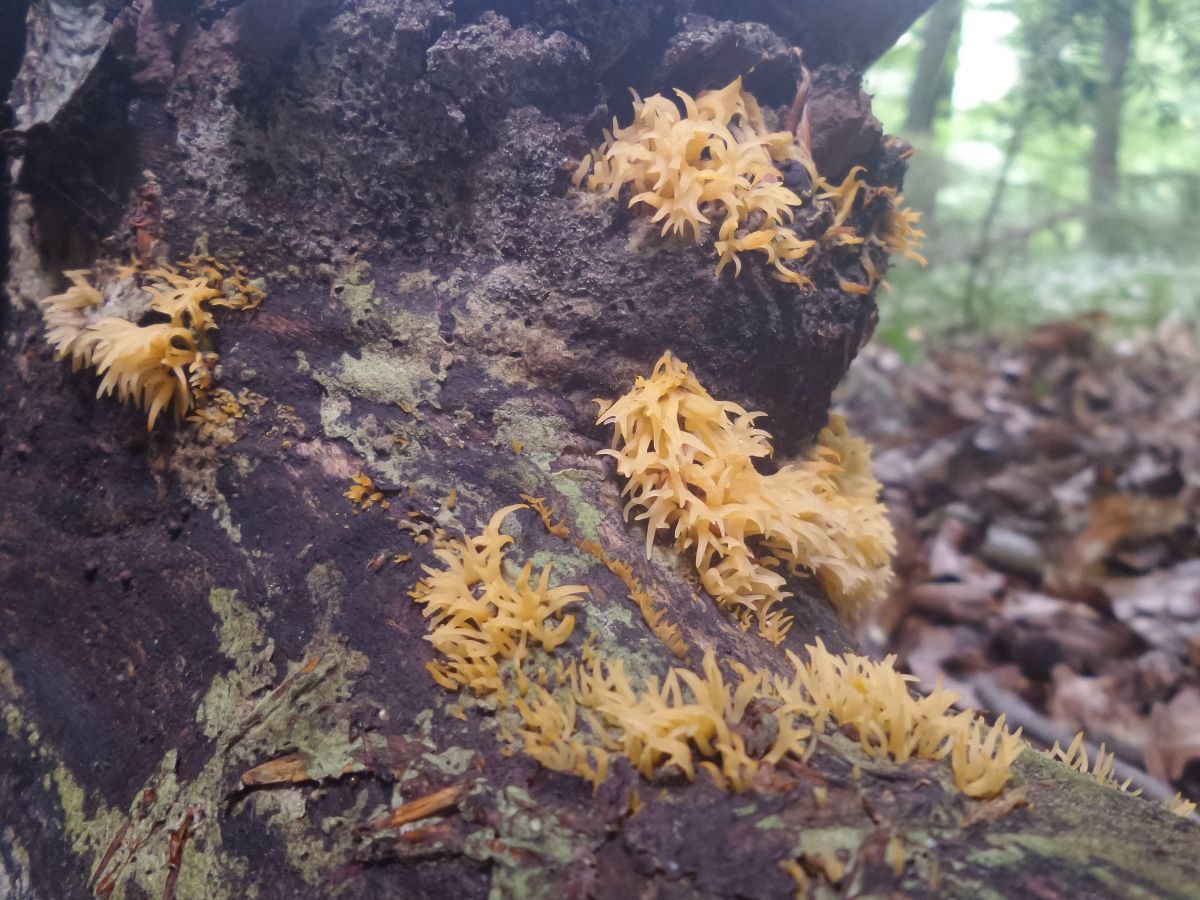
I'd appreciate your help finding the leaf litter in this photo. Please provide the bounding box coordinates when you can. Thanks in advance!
[838,317,1200,804]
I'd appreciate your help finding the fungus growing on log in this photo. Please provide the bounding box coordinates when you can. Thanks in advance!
[573,77,924,289]
[38,258,264,428]
[595,352,895,643]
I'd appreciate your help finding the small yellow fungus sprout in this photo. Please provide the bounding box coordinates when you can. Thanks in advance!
[38,258,264,428]
[517,649,782,792]
[875,197,927,266]
[1046,732,1142,797]
[1165,793,1197,818]
[858,185,927,289]
[410,504,586,695]
[345,473,390,512]
[886,836,906,877]
[779,858,810,898]
[951,714,1025,798]
[596,352,895,642]
[819,165,867,230]
[520,494,571,540]
[514,686,612,791]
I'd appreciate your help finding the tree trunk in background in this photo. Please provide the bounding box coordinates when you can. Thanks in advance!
[3,2,1199,898]
[1087,0,1134,253]
[904,0,964,136]
[898,0,964,237]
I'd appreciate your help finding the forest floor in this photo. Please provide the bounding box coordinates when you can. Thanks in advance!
[840,315,1200,807]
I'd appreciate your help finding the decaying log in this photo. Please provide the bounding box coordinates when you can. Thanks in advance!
[2,2,1197,898]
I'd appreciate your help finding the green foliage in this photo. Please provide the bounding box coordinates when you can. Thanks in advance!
[865,0,1200,339]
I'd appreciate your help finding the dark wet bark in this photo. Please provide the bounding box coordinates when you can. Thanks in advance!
[1,2,1197,899]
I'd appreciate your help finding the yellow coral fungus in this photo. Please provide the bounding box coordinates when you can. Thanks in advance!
[414,501,1023,801]
[410,504,586,695]
[77,317,201,429]
[596,352,895,642]
[858,185,927,289]
[515,686,612,791]
[767,638,1023,799]
[38,258,264,428]
[520,493,571,540]
[1047,732,1142,797]
[951,713,1025,798]
[529,647,802,792]
[575,78,926,292]
[574,77,821,286]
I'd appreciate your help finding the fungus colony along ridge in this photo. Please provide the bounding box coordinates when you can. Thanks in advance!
[38,258,264,428]
[411,504,1024,799]
[573,77,926,291]
[404,353,1200,813]
[407,354,1029,801]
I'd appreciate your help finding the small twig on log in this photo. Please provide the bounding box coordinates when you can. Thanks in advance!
[89,821,129,897]
[241,751,316,787]
[162,806,201,900]
[365,783,466,832]
[88,825,130,897]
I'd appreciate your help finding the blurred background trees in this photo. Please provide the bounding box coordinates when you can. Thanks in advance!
[865,0,1200,352]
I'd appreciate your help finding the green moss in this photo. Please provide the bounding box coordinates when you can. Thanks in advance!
[794,825,864,860]
[527,550,593,585]
[0,656,124,864]
[999,833,1200,899]
[492,398,570,471]
[966,839,1026,869]
[197,588,277,741]
[0,571,381,898]
[546,468,605,541]
[321,348,426,409]
[208,588,269,662]
[464,785,593,900]
[421,746,477,777]
[339,281,379,323]
[213,501,243,544]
